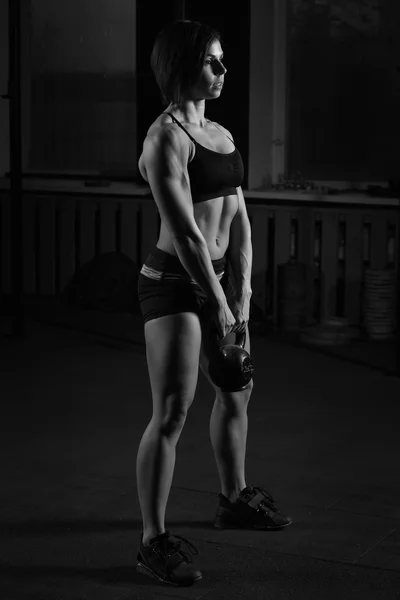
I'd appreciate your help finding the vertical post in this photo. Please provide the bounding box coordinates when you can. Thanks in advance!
[271,0,288,184]
[9,0,25,336]
[248,0,288,190]
[248,0,274,190]
[20,0,31,172]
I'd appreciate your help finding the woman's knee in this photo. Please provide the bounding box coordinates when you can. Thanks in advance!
[152,391,194,427]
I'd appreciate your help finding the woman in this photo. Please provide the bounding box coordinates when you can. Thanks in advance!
[136,20,291,587]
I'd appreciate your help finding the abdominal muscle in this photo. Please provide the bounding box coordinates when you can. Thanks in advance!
[156,193,238,261]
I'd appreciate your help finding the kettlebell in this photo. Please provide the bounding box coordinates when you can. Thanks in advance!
[208,331,254,393]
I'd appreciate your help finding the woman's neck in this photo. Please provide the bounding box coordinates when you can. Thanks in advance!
[167,100,207,127]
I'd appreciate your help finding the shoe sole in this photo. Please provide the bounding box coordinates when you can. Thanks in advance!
[136,554,202,587]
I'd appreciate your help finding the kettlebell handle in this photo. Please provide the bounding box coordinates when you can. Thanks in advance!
[214,329,246,348]
[235,330,246,349]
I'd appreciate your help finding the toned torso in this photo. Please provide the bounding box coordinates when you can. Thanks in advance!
[138,112,239,261]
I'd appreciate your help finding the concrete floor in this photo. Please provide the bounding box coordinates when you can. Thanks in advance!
[1,316,399,600]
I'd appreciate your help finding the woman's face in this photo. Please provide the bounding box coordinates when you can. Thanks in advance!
[187,39,227,102]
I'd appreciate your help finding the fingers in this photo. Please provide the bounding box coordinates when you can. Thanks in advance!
[219,321,247,339]
[232,321,247,334]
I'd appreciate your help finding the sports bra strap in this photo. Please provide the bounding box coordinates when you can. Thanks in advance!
[162,112,234,145]
[163,112,197,144]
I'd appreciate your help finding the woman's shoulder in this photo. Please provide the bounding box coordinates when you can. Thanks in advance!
[145,113,189,145]
[141,114,193,165]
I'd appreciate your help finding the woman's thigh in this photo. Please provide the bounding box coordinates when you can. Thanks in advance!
[144,312,202,425]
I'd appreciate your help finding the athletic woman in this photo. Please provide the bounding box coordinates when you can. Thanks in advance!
[136,19,291,587]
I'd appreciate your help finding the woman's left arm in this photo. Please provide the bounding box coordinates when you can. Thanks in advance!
[227,186,253,325]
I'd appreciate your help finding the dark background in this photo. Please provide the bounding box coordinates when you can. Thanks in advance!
[20,0,400,186]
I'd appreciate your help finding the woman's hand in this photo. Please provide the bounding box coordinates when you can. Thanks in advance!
[231,292,251,333]
[213,300,236,340]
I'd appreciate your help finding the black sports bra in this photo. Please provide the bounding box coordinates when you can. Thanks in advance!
[163,112,244,203]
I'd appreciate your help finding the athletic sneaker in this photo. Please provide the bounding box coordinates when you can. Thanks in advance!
[136,530,203,586]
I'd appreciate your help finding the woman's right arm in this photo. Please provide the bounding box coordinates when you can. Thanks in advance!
[142,127,231,316]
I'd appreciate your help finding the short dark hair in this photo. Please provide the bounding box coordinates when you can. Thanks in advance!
[151,20,222,109]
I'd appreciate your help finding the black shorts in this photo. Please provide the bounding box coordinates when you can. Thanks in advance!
[137,246,235,325]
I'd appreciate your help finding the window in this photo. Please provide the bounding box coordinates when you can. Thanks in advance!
[287,0,400,183]
[24,0,136,179]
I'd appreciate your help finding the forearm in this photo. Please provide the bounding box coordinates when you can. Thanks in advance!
[228,235,253,299]
[173,235,227,307]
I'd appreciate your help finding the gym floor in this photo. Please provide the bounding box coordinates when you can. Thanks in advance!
[1,314,399,599]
